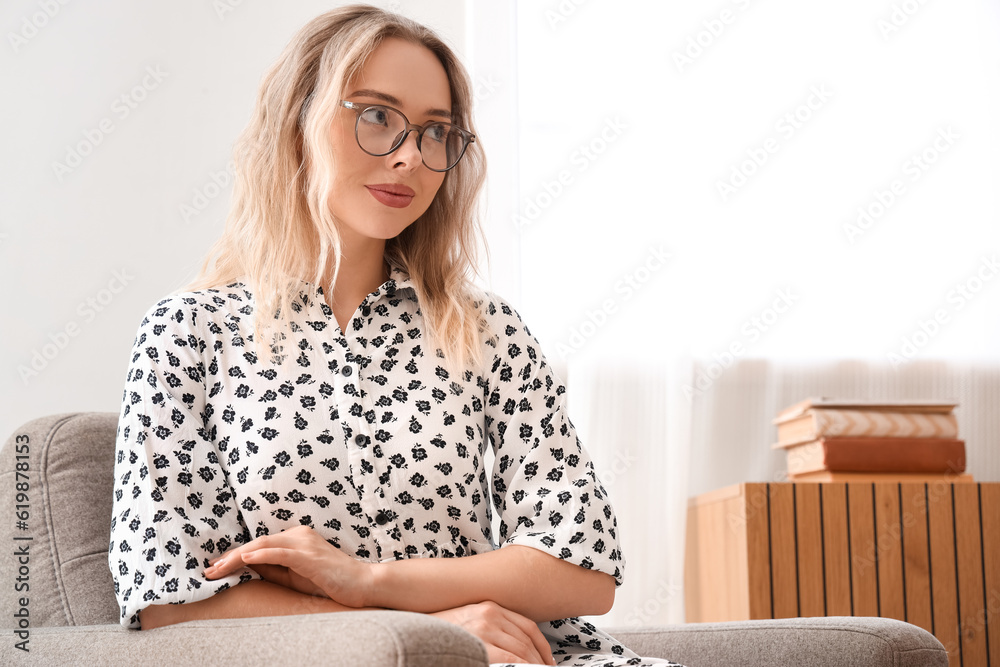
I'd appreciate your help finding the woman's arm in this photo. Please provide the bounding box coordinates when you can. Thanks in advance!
[367,544,615,622]
[138,579,363,630]
[207,527,615,623]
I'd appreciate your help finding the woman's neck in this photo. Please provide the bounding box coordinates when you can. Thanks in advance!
[324,236,389,331]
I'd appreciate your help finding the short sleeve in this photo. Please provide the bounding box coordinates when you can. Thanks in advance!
[482,296,624,586]
[108,296,260,628]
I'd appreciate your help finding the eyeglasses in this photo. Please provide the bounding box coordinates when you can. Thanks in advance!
[340,100,475,172]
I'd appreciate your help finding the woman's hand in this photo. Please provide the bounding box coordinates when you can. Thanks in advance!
[431,601,556,665]
[204,525,374,608]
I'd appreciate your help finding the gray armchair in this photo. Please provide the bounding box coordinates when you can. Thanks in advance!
[1,413,948,666]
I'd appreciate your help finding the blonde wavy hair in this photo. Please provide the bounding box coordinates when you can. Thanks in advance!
[185,4,488,370]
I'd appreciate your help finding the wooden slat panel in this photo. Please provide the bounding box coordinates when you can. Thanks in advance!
[795,484,826,616]
[684,495,706,622]
[899,483,933,634]
[744,484,773,620]
[723,488,753,621]
[981,484,1000,667]
[769,483,798,618]
[687,480,1000,667]
[848,483,879,616]
[927,482,961,664]
[684,484,753,622]
[821,483,852,616]
[954,484,988,666]
[874,483,906,620]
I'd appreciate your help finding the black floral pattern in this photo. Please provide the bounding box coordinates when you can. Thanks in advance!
[108,269,682,666]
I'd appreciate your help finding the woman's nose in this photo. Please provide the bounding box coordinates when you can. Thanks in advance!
[390,128,423,170]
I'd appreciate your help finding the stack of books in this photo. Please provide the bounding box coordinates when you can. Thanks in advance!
[772,398,971,482]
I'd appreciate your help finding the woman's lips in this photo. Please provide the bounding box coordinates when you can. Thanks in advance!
[366,184,415,208]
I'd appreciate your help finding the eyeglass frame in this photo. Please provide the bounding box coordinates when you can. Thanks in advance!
[339,100,476,172]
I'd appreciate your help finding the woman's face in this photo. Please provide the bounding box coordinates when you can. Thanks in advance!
[328,37,452,250]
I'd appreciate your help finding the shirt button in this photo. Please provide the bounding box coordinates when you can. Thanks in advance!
[375,511,390,525]
[361,306,371,317]
[341,365,353,377]
[354,434,365,445]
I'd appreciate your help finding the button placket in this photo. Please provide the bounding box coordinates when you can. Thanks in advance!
[335,292,400,547]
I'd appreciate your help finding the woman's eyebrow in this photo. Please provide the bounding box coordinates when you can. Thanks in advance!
[347,88,452,120]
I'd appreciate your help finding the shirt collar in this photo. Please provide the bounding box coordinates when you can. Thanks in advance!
[384,265,415,295]
[303,266,415,304]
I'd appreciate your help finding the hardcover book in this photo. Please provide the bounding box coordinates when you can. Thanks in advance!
[784,436,966,475]
[774,409,958,448]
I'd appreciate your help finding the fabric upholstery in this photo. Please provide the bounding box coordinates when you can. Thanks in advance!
[1,412,119,627]
[1,611,489,666]
[606,617,949,667]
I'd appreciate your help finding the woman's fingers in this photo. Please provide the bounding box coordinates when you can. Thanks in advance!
[489,616,549,665]
[500,609,555,665]
[464,614,539,664]
[202,526,371,608]
[205,533,282,574]
[208,525,313,563]
[205,528,316,577]
[207,546,306,578]
[244,562,326,597]
[203,552,243,578]
[431,602,554,666]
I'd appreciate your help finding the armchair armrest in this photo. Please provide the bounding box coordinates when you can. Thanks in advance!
[605,616,948,667]
[1,611,489,666]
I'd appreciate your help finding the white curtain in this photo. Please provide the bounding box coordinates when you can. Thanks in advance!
[567,358,692,627]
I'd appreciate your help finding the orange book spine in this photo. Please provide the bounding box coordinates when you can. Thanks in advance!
[818,437,965,473]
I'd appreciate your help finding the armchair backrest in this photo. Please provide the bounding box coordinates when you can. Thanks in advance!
[1,412,120,627]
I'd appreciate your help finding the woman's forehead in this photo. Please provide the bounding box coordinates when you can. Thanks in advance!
[345,37,452,116]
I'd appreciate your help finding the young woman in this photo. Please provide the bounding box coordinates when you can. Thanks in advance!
[108,5,682,666]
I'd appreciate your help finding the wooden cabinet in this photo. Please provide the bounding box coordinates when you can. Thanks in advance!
[685,482,1000,667]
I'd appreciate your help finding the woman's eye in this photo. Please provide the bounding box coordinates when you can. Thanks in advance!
[360,107,390,126]
[425,124,450,143]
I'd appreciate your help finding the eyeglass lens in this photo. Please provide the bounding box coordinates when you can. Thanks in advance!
[356,106,465,171]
